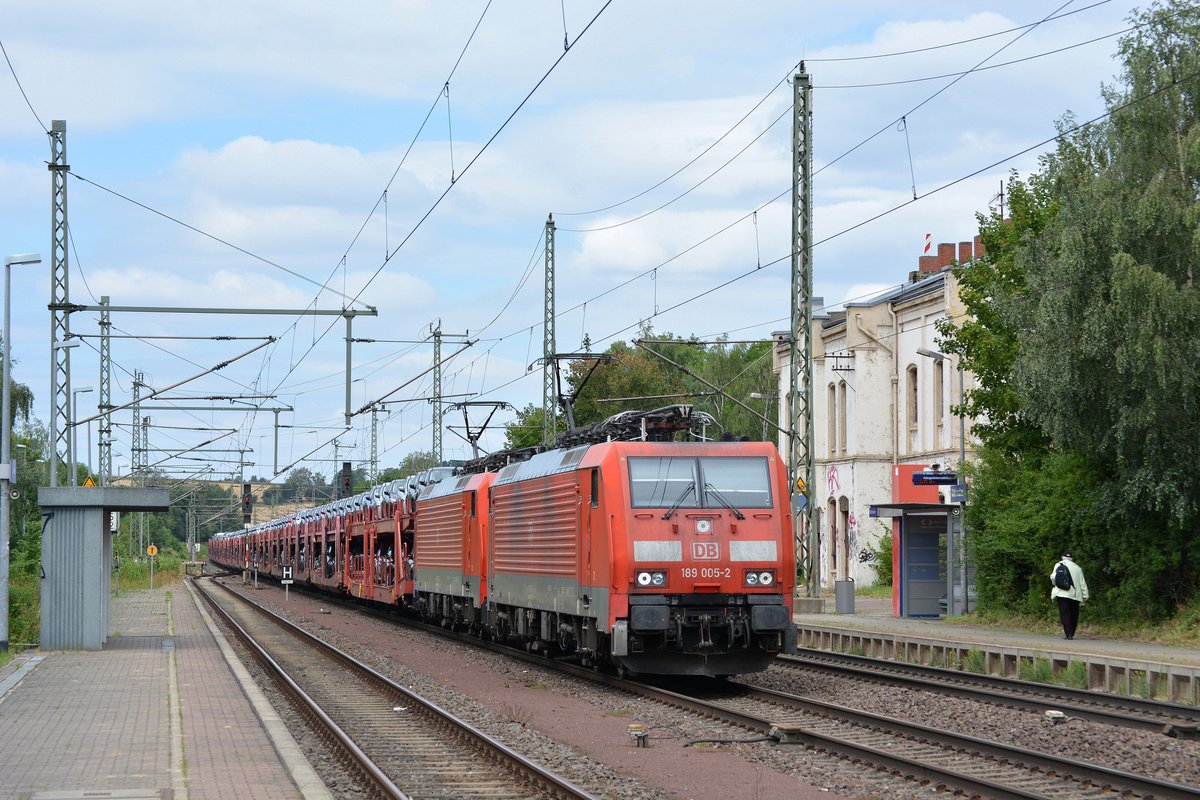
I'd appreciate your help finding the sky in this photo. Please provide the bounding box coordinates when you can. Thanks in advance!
[0,0,1144,485]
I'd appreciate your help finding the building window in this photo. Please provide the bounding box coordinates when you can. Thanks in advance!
[906,364,918,453]
[837,380,848,456]
[828,383,837,458]
[933,359,945,436]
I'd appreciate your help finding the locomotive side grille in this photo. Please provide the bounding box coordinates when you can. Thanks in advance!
[416,495,465,570]
[492,475,578,577]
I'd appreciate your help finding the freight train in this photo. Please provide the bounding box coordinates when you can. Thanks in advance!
[209,406,798,677]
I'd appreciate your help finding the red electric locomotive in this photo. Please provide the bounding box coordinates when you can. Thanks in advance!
[411,471,494,628]
[482,439,796,677]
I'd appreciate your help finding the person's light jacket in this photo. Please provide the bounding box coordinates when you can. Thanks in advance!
[1050,557,1089,603]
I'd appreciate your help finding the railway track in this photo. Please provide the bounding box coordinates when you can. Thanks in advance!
[208,573,1200,799]
[776,650,1200,735]
[192,576,596,800]
[622,680,1200,800]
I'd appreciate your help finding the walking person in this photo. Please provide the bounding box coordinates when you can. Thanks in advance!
[1050,551,1089,639]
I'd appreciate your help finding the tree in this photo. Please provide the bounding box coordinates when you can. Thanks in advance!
[502,404,559,451]
[946,1,1200,621]
[395,450,440,474]
[936,171,1057,456]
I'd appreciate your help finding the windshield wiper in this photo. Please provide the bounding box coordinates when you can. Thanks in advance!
[661,484,695,520]
[704,483,746,520]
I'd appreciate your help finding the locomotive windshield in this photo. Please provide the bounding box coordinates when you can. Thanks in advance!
[628,456,772,509]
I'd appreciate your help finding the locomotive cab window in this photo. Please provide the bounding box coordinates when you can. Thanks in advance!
[628,456,772,509]
[700,457,772,508]
[629,457,698,507]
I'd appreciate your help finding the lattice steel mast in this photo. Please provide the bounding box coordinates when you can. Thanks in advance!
[543,215,556,446]
[788,69,818,597]
[48,120,73,486]
[99,296,112,485]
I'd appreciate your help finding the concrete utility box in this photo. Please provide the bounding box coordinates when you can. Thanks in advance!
[37,487,170,650]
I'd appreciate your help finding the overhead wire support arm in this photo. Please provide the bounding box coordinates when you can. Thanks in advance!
[352,340,476,417]
[64,304,377,317]
[529,352,614,431]
[74,338,277,427]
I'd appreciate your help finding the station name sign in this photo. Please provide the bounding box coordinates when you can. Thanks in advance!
[912,470,958,486]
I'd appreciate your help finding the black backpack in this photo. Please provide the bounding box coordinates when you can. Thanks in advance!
[1054,562,1073,590]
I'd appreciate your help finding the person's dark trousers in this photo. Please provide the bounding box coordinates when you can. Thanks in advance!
[1056,596,1080,638]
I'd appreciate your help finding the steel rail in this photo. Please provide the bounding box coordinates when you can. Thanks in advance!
[196,577,597,800]
[778,650,1200,735]
[732,683,1200,800]
[193,577,410,799]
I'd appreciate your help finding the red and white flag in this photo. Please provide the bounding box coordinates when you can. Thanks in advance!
[923,233,932,255]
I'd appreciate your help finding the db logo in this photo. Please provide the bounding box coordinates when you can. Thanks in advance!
[692,541,720,560]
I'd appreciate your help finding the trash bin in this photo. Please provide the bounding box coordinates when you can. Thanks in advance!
[834,579,855,614]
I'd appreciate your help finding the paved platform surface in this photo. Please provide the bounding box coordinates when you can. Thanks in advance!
[795,595,1200,670]
[0,582,329,800]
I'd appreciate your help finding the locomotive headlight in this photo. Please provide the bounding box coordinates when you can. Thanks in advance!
[636,570,666,587]
[746,569,775,587]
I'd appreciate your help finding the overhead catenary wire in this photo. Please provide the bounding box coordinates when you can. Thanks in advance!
[554,2,1124,230]
[0,37,47,133]
[582,65,1197,350]
[256,1,614,468]
[292,7,1178,465]
[491,1,1093,359]
[29,4,1146,478]
[804,0,1111,63]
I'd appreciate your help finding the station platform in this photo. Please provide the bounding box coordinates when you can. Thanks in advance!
[0,581,330,800]
[794,595,1200,706]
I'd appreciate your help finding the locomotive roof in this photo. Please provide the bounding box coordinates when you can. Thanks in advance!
[421,470,491,500]
[493,444,592,486]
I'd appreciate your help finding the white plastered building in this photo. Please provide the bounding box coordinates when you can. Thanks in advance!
[772,238,980,589]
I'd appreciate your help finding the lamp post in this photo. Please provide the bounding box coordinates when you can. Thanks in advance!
[73,386,93,482]
[749,392,776,442]
[3,252,42,654]
[916,347,966,472]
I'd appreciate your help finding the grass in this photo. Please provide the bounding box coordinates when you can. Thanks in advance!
[855,583,892,599]
[962,649,987,674]
[963,605,1200,648]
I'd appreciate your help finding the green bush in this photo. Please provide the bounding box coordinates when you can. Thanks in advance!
[7,575,40,650]
[866,526,893,586]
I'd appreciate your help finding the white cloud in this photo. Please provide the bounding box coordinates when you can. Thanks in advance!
[0,0,1143,472]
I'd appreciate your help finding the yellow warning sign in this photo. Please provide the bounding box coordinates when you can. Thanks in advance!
[83,475,96,487]
[795,476,808,495]
[147,545,158,557]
